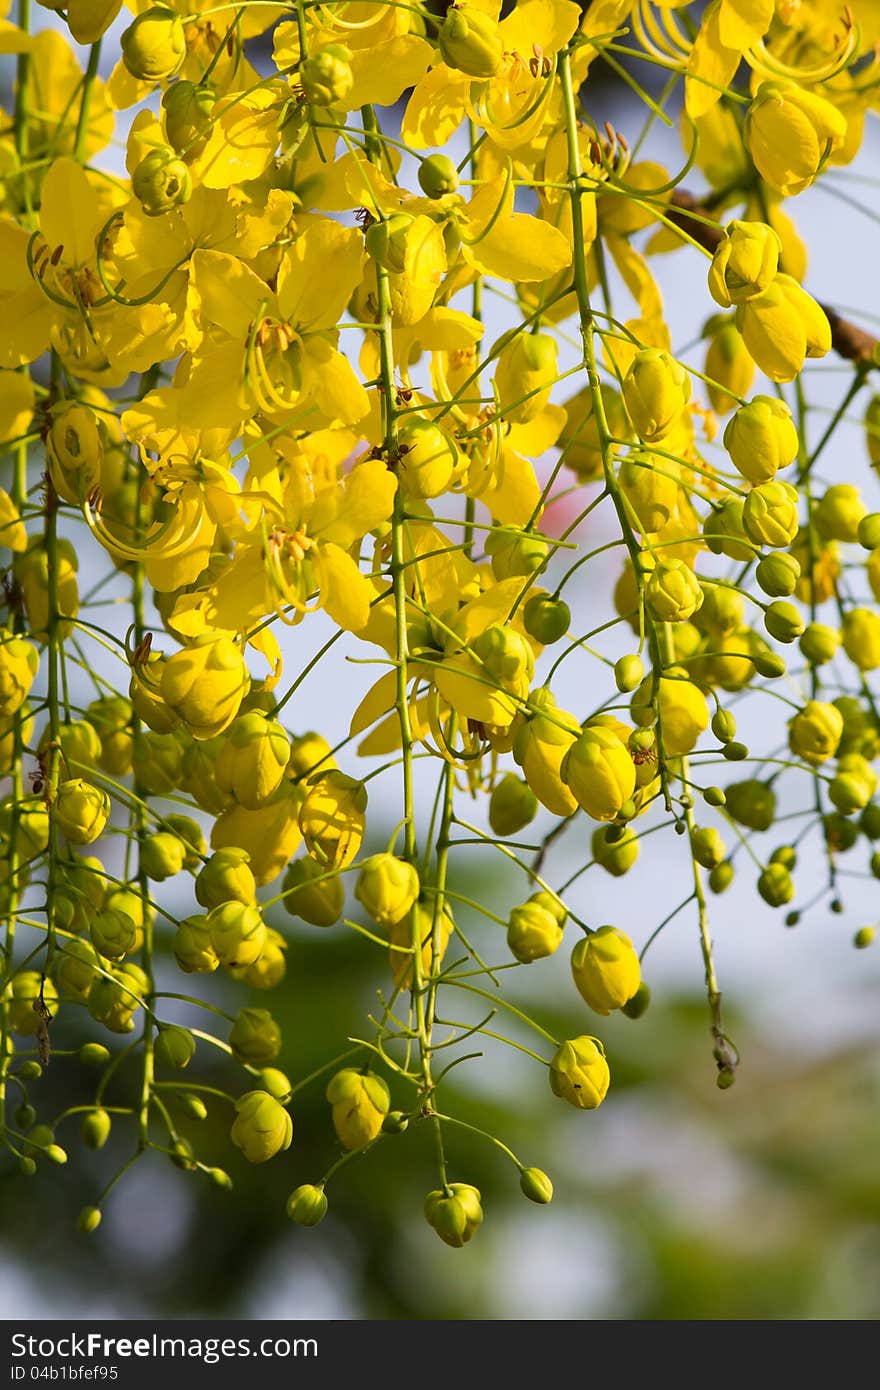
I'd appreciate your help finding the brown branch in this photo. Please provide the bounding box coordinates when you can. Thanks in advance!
[667,190,879,371]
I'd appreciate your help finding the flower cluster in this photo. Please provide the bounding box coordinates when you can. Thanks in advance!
[1,0,879,1247]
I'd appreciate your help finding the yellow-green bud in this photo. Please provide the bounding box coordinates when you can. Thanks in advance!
[709,861,735,894]
[829,753,878,815]
[418,154,459,198]
[711,708,737,743]
[522,595,570,646]
[121,6,186,81]
[592,825,639,877]
[161,635,250,741]
[486,526,549,580]
[298,770,367,870]
[493,331,558,425]
[141,831,186,882]
[618,448,681,534]
[300,44,353,106]
[86,695,134,776]
[744,79,847,197]
[229,1007,281,1066]
[355,854,420,927]
[614,654,645,694]
[132,731,183,796]
[47,402,104,504]
[799,622,839,666]
[0,630,39,719]
[622,981,652,1018]
[80,1109,111,1151]
[789,700,843,765]
[842,607,880,672]
[155,1024,196,1069]
[215,712,290,809]
[287,1184,328,1226]
[204,900,264,970]
[132,147,191,216]
[519,1167,553,1204]
[162,80,216,159]
[622,348,691,442]
[708,220,781,308]
[646,558,703,623]
[691,826,726,869]
[815,484,866,544]
[561,725,636,822]
[195,847,256,910]
[230,1090,292,1164]
[704,498,753,562]
[858,513,880,551]
[725,779,776,831]
[87,962,148,1034]
[854,926,875,949]
[723,395,798,484]
[77,1206,102,1235]
[756,551,800,597]
[757,862,794,907]
[549,1036,610,1110]
[438,6,503,76]
[861,804,880,840]
[79,1042,111,1066]
[259,1068,292,1100]
[424,1182,484,1247]
[865,395,880,467]
[506,895,565,963]
[326,1068,390,1150]
[281,856,344,927]
[488,773,538,837]
[570,927,640,1015]
[764,599,804,643]
[90,908,137,961]
[743,480,799,549]
[54,779,110,846]
[287,730,336,780]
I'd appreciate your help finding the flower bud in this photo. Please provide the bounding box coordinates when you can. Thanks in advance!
[709,861,735,894]
[743,480,799,549]
[570,927,640,1016]
[79,1042,111,1067]
[326,1068,390,1150]
[438,5,503,76]
[229,1007,281,1066]
[485,526,549,580]
[298,770,367,870]
[121,6,186,81]
[424,1182,484,1246]
[493,331,558,425]
[723,395,798,484]
[861,803,880,840]
[300,43,353,106]
[54,779,110,846]
[736,274,831,382]
[195,847,256,910]
[90,908,137,961]
[815,484,866,543]
[512,687,581,816]
[87,962,148,1034]
[208,901,266,969]
[592,825,639,877]
[549,1036,610,1110]
[522,594,570,646]
[519,1167,553,1204]
[614,654,644,694]
[799,622,839,667]
[47,402,103,504]
[622,981,651,1018]
[132,731,183,796]
[155,1024,196,1069]
[829,753,878,815]
[287,1184,328,1227]
[711,709,737,743]
[756,551,800,597]
[132,147,191,216]
[703,498,754,561]
[622,348,691,442]
[488,772,538,836]
[281,856,344,928]
[560,725,635,822]
[618,448,681,535]
[5,971,57,1035]
[162,80,215,159]
[842,607,880,672]
[724,779,776,831]
[80,1109,111,1151]
[161,635,250,741]
[764,599,804,644]
[230,1090,292,1164]
[141,831,186,882]
[704,320,755,415]
[506,895,565,964]
[86,695,134,775]
[708,220,781,307]
[691,826,726,869]
[57,939,102,1002]
[287,730,336,780]
[789,699,843,766]
[365,213,415,276]
[757,862,794,907]
[77,1206,102,1235]
[418,154,459,199]
[355,854,420,927]
[229,927,287,992]
[0,631,39,719]
[630,668,709,757]
[744,79,847,196]
[854,927,875,949]
[215,712,290,809]
[646,558,703,623]
[865,395,880,467]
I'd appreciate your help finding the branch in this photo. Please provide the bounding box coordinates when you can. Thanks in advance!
[667,190,879,371]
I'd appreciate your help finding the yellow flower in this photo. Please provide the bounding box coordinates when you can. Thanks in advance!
[560,725,636,822]
[736,274,830,383]
[744,80,847,197]
[723,396,799,483]
[160,634,250,740]
[549,1036,610,1110]
[325,1069,390,1150]
[622,348,691,443]
[570,927,641,1016]
[231,1091,292,1164]
[789,699,843,764]
[298,771,367,870]
[708,220,781,307]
